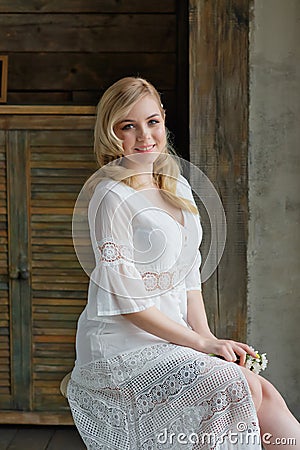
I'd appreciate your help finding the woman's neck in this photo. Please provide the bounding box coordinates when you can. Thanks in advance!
[120,157,157,190]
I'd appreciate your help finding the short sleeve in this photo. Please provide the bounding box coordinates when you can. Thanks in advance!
[87,182,156,318]
[177,175,202,292]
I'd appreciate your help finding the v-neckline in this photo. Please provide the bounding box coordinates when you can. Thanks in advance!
[126,185,186,229]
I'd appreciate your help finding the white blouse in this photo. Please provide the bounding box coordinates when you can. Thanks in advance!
[74,174,203,365]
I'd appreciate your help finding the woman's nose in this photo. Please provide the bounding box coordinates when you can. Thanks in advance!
[137,126,150,141]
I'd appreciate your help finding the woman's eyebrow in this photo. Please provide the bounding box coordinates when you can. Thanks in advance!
[119,113,160,124]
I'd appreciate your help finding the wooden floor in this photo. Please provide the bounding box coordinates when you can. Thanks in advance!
[0,426,86,450]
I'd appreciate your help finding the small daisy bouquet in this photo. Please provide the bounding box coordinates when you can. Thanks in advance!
[210,346,268,375]
[245,347,268,375]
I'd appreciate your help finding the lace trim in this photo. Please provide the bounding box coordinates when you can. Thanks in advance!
[97,238,188,292]
[141,268,187,291]
[68,344,260,450]
[97,238,133,264]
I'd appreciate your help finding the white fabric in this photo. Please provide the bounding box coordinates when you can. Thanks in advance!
[68,175,261,449]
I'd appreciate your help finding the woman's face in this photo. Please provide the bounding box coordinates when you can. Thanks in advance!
[114,95,166,163]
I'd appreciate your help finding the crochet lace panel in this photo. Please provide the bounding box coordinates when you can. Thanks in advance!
[68,343,260,450]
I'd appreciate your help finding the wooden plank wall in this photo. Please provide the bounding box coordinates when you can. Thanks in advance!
[189,0,250,341]
[0,0,187,150]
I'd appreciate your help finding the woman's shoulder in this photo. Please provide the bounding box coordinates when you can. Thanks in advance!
[93,178,129,198]
[176,174,192,196]
[88,178,132,219]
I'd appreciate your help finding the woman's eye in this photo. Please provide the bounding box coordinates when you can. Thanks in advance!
[148,119,159,126]
[121,123,135,130]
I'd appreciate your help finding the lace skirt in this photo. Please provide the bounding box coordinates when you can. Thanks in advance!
[67,343,261,450]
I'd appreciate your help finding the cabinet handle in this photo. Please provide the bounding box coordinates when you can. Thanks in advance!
[19,268,30,280]
[9,267,30,280]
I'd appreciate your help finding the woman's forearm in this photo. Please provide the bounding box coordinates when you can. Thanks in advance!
[186,290,216,339]
[122,306,204,352]
[122,301,258,364]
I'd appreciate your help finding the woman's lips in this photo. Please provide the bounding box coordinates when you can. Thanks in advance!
[134,144,156,152]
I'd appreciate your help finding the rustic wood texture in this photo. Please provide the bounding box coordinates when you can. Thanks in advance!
[0,0,178,139]
[0,14,176,52]
[7,131,32,410]
[29,126,96,412]
[189,0,250,341]
[0,106,95,114]
[0,0,186,153]
[0,55,8,103]
[0,0,176,13]
[1,112,96,423]
[0,130,11,410]
[6,54,176,91]
[0,425,85,449]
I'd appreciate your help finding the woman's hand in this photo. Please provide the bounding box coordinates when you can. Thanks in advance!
[198,337,258,367]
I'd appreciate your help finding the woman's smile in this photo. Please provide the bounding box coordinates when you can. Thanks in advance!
[134,144,156,152]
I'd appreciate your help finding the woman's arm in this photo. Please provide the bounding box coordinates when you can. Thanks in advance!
[186,289,215,339]
[123,296,258,365]
[186,289,258,364]
[122,306,204,352]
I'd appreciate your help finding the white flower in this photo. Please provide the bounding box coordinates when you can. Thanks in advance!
[261,354,268,371]
[245,348,268,374]
[210,347,268,374]
[251,361,262,374]
[245,359,253,370]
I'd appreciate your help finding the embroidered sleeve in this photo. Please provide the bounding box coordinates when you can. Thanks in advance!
[87,184,156,317]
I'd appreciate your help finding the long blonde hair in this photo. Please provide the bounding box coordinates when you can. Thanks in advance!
[89,77,198,214]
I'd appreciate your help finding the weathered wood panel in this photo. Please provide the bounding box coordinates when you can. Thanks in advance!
[0,0,176,13]
[0,14,176,52]
[0,0,181,147]
[0,111,96,422]
[0,131,11,409]
[189,0,250,341]
[29,128,96,411]
[7,53,176,91]
[0,115,95,130]
[1,1,178,113]
[6,131,32,410]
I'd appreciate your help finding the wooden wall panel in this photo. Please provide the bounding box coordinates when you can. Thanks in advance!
[0,14,176,53]
[29,129,96,411]
[0,110,98,422]
[0,0,176,13]
[7,54,176,92]
[189,0,250,341]
[0,130,12,409]
[0,0,188,154]
[0,3,178,110]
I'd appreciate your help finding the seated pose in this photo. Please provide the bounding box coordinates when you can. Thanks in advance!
[66,77,300,449]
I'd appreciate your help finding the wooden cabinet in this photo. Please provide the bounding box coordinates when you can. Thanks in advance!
[0,106,97,424]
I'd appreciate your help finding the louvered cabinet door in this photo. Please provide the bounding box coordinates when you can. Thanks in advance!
[0,108,96,423]
[30,128,96,415]
[0,130,12,410]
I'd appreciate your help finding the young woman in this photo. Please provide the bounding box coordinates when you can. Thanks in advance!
[66,77,300,449]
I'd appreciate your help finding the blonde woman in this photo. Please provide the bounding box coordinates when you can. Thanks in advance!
[66,77,300,449]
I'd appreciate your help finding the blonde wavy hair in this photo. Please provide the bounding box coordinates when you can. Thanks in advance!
[88,77,198,214]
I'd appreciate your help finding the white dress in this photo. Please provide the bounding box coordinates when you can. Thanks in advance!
[67,175,261,449]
